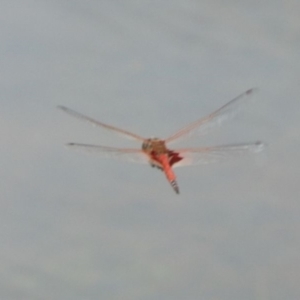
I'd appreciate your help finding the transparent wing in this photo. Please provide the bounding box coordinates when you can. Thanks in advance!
[58,106,145,141]
[165,88,258,144]
[66,143,150,164]
[173,141,265,167]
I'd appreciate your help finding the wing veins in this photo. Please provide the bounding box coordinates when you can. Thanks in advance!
[66,143,149,164]
[165,88,257,143]
[58,106,145,141]
[173,141,265,167]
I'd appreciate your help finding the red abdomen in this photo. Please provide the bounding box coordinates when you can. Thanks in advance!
[158,154,180,194]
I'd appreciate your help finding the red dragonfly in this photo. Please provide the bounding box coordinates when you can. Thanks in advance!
[58,89,264,194]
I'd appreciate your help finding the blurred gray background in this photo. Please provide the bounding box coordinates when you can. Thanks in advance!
[1,1,299,299]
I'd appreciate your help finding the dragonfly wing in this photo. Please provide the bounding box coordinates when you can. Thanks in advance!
[58,106,145,141]
[165,88,258,144]
[173,141,265,167]
[66,143,150,164]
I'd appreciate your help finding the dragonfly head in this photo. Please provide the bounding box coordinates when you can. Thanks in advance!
[142,138,167,154]
[142,138,154,152]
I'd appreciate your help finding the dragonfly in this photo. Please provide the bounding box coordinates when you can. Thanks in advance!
[58,88,264,194]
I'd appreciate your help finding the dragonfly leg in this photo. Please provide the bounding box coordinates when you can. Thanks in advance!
[150,162,163,171]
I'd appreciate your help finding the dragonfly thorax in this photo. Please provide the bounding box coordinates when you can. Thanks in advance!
[142,138,168,154]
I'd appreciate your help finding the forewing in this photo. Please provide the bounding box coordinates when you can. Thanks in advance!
[58,106,145,141]
[165,88,257,144]
[173,141,265,167]
[66,143,150,164]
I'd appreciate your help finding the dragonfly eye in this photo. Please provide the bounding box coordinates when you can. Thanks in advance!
[142,140,153,151]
